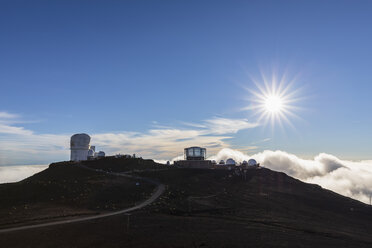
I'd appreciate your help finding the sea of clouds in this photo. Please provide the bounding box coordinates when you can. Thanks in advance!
[1,111,371,204]
[1,149,371,205]
[207,148,372,204]
[0,165,48,184]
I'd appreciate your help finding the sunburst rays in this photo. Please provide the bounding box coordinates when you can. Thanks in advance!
[244,71,303,130]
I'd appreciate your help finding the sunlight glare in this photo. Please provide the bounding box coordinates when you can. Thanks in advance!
[265,95,283,113]
[244,71,302,129]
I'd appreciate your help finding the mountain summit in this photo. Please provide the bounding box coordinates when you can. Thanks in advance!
[0,157,371,247]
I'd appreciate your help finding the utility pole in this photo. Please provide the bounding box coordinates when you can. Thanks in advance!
[124,213,131,232]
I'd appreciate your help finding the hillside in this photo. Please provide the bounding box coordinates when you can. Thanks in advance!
[136,168,372,247]
[0,158,159,228]
[0,158,372,247]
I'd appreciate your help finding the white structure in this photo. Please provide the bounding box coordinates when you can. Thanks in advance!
[226,158,236,166]
[88,147,106,160]
[248,159,258,167]
[71,133,106,161]
[87,146,95,159]
[97,151,105,158]
[87,149,95,157]
[70,133,91,161]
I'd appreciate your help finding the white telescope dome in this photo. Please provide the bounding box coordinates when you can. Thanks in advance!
[248,159,257,166]
[226,158,236,165]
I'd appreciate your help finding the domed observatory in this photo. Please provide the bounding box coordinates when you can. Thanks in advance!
[226,158,236,166]
[226,158,236,171]
[70,133,91,161]
[248,159,259,168]
[184,147,207,161]
[97,151,105,158]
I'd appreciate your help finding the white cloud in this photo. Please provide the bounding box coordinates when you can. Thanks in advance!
[0,123,33,135]
[0,165,48,183]
[1,111,371,205]
[183,117,259,135]
[91,129,231,160]
[0,133,69,165]
[0,112,258,166]
[0,112,19,119]
[208,147,250,163]
[204,117,259,134]
[0,112,69,165]
[0,112,34,135]
[209,148,372,204]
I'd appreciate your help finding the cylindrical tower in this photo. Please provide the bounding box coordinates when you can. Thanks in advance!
[70,133,91,161]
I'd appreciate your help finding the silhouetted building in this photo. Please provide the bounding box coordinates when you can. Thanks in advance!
[184,147,207,160]
[174,146,212,168]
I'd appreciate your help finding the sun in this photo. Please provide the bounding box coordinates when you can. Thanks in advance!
[244,72,302,128]
[265,95,283,113]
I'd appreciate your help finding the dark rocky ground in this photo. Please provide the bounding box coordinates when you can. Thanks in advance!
[0,159,156,228]
[0,157,371,247]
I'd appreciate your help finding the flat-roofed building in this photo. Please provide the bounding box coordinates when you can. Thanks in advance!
[174,146,212,168]
[184,147,207,160]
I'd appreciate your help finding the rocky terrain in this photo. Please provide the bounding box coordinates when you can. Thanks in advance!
[0,157,371,247]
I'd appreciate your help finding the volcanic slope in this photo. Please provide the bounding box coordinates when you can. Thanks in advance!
[0,158,163,228]
[1,158,372,248]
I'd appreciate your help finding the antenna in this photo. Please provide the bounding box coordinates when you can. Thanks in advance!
[124,213,131,232]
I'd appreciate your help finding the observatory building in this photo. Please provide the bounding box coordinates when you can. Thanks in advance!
[247,159,259,168]
[184,147,207,160]
[70,133,105,161]
[226,158,236,166]
[70,133,91,161]
[174,146,212,168]
[173,147,260,170]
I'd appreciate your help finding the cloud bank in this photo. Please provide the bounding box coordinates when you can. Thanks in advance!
[1,111,371,205]
[209,148,372,204]
[0,165,48,184]
[3,148,370,206]
[0,112,258,165]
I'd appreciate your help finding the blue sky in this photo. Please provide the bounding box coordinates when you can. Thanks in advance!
[1,0,372,166]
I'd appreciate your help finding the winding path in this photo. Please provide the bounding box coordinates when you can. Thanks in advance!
[0,166,166,234]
